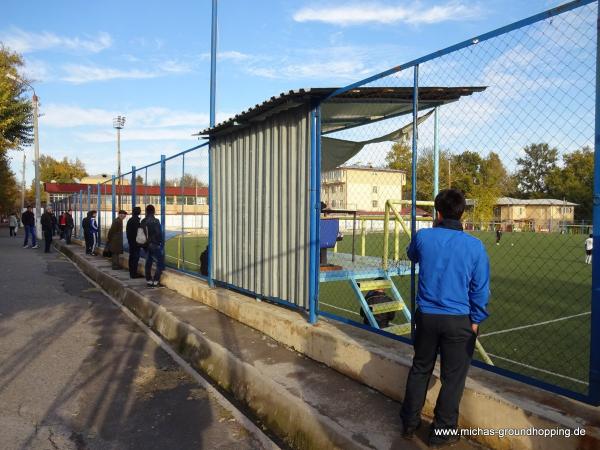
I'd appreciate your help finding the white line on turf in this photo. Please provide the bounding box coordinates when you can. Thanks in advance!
[60,249,281,450]
[479,311,591,338]
[484,353,589,386]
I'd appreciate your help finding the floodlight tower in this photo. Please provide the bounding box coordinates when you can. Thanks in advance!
[113,115,126,210]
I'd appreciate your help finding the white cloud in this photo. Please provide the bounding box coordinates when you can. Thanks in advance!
[247,59,373,80]
[293,1,481,26]
[60,59,193,84]
[40,104,233,142]
[61,64,159,83]
[0,27,112,53]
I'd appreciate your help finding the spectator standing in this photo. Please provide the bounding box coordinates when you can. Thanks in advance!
[8,213,18,237]
[58,212,67,240]
[41,206,57,253]
[400,189,490,447]
[126,206,142,278]
[90,211,99,255]
[64,209,74,244]
[140,204,164,287]
[107,210,127,270]
[21,206,38,249]
[82,211,93,254]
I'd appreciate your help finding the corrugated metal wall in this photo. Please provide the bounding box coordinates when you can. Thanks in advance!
[211,105,312,308]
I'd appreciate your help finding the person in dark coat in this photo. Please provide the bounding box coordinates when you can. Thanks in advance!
[22,205,38,249]
[126,207,142,278]
[40,206,57,253]
[64,209,74,244]
[106,210,127,269]
[200,246,209,276]
[140,204,164,287]
[83,210,97,255]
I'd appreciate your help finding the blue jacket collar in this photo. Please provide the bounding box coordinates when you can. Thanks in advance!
[435,218,463,231]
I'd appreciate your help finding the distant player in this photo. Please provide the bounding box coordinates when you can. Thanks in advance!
[585,234,593,264]
[495,227,502,245]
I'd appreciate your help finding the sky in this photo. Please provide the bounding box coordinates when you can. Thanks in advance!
[1,0,593,183]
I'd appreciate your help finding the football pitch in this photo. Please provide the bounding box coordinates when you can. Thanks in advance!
[165,230,593,394]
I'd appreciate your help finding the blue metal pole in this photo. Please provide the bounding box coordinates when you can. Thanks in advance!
[308,105,322,324]
[588,4,600,406]
[207,0,217,281]
[79,190,83,239]
[210,0,218,127]
[111,176,116,219]
[410,65,419,340]
[131,166,137,208]
[433,106,440,205]
[87,185,91,214]
[96,183,101,246]
[208,142,214,286]
[181,154,186,268]
[160,155,166,246]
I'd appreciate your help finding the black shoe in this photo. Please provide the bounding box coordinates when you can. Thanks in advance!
[402,419,421,440]
[428,429,460,448]
[112,267,121,270]
[130,274,143,279]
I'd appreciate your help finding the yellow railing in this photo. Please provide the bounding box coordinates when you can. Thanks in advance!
[383,199,434,270]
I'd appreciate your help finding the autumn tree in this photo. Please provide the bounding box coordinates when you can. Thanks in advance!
[0,45,33,214]
[38,155,88,183]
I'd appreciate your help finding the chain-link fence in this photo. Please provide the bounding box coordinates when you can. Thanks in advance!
[46,1,598,405]
[50,143,210,277]
[318,0,598,402]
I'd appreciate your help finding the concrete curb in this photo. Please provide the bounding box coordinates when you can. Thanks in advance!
[57,242,373,450]
[60,240,600,450]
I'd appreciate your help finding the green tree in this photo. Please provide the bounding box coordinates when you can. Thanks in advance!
[0,149,19,214]
[546,146,594,220]
[0,46,33,151]
[515,143,558,197]
[0,46,33,213]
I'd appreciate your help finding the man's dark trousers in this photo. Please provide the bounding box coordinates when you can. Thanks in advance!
[65,226,73,244]
[128,241,140,277]
[43,229,53,253]
[400,309,477,431]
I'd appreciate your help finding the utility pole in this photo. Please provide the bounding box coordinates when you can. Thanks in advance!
[448,159,452,189]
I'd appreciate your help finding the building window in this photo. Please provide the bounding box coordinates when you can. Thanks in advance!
[372,186,378,194]
[372,200,378,208]
[339,185,344,192]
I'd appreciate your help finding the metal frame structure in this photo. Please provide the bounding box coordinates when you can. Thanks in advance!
[51,0,598,405]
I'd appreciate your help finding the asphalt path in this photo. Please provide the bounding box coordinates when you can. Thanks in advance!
[0,230,269,450]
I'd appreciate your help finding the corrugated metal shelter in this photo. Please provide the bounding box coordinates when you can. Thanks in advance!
[201,86,484,311]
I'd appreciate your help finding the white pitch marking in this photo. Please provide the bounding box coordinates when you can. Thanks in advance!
[484,353,588,386]
[479,311,591,338]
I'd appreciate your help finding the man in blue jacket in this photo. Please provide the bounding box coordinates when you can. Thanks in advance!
[400,189,490,447]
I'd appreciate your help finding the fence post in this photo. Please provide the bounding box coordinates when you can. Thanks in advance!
[208,141,214,286]
[589,5,600,406]
[160,155,166,246]
[181,154,185,268]
[433,106,440,212]
[111,176,116,219]
[96,183,101,246]
[410,64,419,340]
[79,190,83,239]
[87,185,91,214]
[131,166,136,208]
[308,104,321,325]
